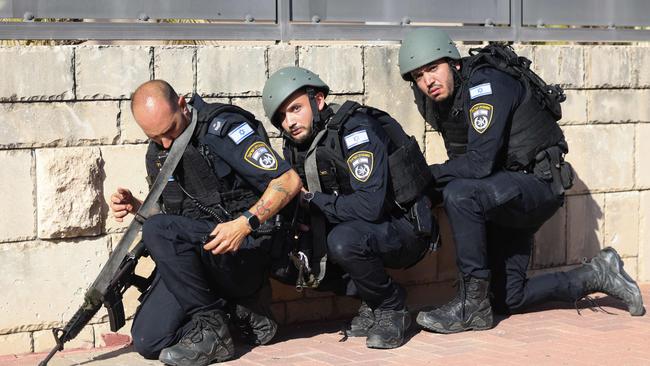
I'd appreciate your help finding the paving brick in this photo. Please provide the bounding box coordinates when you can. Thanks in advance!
[299,45,363,94]
[0,238,109,334]
[566,193,605,264]
[364,45,425,147]
[639,191,650,281]
[533,205,567,268]
[604,191,639,258]
[0,150,35,242]
[153,46,195,96]
[635,123,650,189]
[0,101,120,149]
[268,44,297,74]
[93,321,132,348]
[586,46,633,88]
[197,46,267,96]
[563,125,634,193]
[76,46,152,99]
[0,46,74,101]
[100,144,150,233]
[588,89,650,123]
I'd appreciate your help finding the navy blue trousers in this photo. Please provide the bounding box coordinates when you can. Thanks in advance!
[442,170,575,313]
[131,214,271,359]
[326,215,429,311]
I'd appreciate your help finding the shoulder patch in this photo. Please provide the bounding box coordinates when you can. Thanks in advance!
[227,122,254,145]
[207,117,227,136]
[244,141,278,171]
[347,151,374,182]
[344,130,370,150]
[469,83,492,99]
[469,103,494,134]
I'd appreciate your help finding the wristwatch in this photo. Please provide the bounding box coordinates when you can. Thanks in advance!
[242,210,260,231]
[303,191,315,203]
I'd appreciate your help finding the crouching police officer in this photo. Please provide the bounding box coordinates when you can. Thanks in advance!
[261,67,437,349]
[397,28,645,334]
[109,80,302,365]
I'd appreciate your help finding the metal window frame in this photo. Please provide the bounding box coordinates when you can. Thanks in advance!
[0,0,649,42]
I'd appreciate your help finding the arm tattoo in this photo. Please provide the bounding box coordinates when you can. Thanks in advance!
[254,198,272,217]
[271,182,290,203]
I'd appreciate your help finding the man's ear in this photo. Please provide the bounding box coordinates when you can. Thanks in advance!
[315,91,326,111]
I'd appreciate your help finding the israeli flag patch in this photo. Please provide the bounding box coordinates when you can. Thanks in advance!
[227,122,254,145]
[344,130,369,150]
[469,83,492,99]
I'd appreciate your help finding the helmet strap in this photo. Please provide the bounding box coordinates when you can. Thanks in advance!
[306,87,322,131]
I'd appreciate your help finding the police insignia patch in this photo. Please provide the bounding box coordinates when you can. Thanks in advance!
[244,141,278,171]
[347,151,374,182]
[469,103,494,134]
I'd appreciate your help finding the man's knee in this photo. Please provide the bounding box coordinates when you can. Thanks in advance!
[443,179,480,210]
[142,214,170,245]
[326,223,365,263]
[131,323,174,360]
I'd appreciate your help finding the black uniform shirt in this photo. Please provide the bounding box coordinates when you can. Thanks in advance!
[310,112,390,223]
[200,111,290,192]
[431,67,524,184]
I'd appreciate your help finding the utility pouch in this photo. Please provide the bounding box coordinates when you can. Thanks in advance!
[533,144,574,196]
[409,196,441,251]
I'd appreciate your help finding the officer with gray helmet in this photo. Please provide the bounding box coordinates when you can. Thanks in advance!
[262,66,434,349]
[398,28,644,334]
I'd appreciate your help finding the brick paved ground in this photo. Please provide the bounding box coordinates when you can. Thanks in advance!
[3,284,649,366]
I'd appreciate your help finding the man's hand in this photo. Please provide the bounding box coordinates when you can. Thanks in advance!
[109,187,142,222]
[203,216,252,255]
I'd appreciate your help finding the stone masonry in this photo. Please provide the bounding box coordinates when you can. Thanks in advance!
[0,43,648,355]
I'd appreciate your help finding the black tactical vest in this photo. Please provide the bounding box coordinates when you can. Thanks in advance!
[287,102,432,206]
[413,45,566,171]
[145,101,262,221]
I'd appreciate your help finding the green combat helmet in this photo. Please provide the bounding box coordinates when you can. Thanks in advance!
[262,66,329,127]
[399,28,461,81]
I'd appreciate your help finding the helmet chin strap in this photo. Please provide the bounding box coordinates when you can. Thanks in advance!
[306,87,322,133]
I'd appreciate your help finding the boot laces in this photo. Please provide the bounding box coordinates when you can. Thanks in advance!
[574,295,616,316]
[182,312,224,345]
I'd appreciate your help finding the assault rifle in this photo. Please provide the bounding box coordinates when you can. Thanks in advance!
[38,241,151,366]
[39,101,199,366]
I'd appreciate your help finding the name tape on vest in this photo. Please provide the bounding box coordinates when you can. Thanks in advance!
[228,122,254,145]
[344,130,369,150]
[469,83,492,100]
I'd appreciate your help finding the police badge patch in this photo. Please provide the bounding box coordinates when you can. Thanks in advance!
[347,151,374,182]
[469,103,494,134]
[244,141,278,170]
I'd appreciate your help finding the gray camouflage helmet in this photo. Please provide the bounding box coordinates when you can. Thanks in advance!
[399,28,461,81]
[262,66,329,125]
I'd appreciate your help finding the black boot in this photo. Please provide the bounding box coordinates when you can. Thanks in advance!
[159,309,234,366]
[366,308,411,349]
[569,247,645,316]
[345,301,374,337]
[229,282,278,345]
[417,274,493,334]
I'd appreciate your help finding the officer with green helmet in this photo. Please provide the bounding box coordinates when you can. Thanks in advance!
[398,28,645,334]
[263,66,434,349]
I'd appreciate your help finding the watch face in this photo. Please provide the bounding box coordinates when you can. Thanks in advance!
[304,192,314,202]
[247,213,260,230]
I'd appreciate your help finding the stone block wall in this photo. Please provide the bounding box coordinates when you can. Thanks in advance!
[0,43,648,355]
